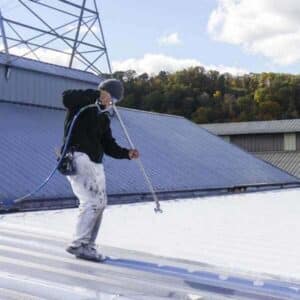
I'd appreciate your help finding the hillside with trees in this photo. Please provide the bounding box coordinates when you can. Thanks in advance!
[112,68,300,124]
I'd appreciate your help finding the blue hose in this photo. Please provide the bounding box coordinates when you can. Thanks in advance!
[8,103,105,207]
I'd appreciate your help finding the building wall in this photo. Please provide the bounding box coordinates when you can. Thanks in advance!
[221,135,230,143]
[297,133,300,151]
[284,133,296,151]
[0,64,98,108]
[230,134,284,152]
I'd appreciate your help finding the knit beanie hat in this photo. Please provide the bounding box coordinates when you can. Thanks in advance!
[98,79,124,102]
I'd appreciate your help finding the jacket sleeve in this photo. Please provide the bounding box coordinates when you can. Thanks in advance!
[102,116,130,159]
[62,89,100,110]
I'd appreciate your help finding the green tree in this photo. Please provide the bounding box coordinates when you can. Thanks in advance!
[258,101,281,120]
[237,95,256,121]
[119,67,300,124]
[192,107,213,123]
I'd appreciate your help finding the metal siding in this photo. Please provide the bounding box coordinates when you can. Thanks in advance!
[10,67,18,101]
[284,133,296,151]
[222,136,230,143]
[0,65,8,99]
[231,134,284,152]
[27,69,36,104]
[0,66,97,108]
[297,133,300,150]
[0,102,298,204]
[0,65,3,90]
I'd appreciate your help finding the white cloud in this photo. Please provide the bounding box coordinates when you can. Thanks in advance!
[112,53,247,75]
[1,45,247,76]
[0,44,70,66]
[207,0,300,65]
[158,33,181,46]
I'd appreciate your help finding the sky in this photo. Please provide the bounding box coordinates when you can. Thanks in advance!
[1,0,300,75]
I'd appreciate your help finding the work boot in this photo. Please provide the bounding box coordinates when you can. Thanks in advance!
[89,244,105,260]
[66,243,104,262]
[66,243,84,256]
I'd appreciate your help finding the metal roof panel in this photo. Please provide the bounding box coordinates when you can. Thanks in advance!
[201,119,300,135]
[255,151,300,179]
[0,102,299,207]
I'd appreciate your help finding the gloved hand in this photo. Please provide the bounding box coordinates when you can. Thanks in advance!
[128,149,139,160]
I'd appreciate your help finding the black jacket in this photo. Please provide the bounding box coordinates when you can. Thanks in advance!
[62,89,130,163]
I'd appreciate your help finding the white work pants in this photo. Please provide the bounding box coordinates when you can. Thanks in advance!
[67,152,107,247]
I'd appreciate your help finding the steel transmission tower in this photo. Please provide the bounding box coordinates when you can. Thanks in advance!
[0,0,112,75]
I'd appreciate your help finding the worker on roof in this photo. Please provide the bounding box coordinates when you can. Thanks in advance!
[61,79,139,262]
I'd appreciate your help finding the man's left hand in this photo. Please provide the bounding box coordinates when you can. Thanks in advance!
[128,149,139,160]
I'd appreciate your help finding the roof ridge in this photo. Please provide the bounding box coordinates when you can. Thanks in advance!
[202,118,300,126]
[0,100,185,119]
[118,106,185,119]
[0,99,64,111]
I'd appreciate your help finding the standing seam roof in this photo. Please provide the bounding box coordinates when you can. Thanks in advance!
[255,152,300,179]
[201,119,300,135]
[0,102,299,206]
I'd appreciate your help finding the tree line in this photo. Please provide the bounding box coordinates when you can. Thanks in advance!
[112,67,300,124]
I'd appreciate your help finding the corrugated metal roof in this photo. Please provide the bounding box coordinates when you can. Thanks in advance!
[0,217,281,300]
[0,52,100,84]
[0,102,299,208]
[255,152,300,179]
[201,119,300,135]
[2,194,300,299]
[0,222,206,299]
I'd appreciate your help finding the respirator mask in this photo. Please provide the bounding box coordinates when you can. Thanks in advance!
[97,78,124,112]
[96,96,120,114]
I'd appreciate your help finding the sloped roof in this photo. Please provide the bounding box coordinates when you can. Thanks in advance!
[201,119,300,135]
[0,102,299,210]
[255,151,300,179]
[0,52,100,84]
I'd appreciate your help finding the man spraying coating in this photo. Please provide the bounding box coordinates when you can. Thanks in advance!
[62,79,139,261]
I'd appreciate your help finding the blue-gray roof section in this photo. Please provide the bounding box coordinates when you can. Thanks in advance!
[0,102,299,211]
[255,152,300,179]
[201,119,300,135]
[0,52,100,84]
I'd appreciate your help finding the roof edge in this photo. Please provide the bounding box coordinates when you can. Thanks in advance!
[201,118,300,126]
[2,184,300,213]
[201,119,300,135]
[117,106,185,120]
[0,99,65,111]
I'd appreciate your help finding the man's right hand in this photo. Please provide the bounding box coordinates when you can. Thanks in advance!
[128,149,139,160]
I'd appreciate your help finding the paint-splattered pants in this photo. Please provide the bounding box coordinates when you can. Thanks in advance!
[66,152,107,247]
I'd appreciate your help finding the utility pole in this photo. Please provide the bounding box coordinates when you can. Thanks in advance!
[69,0,86,68]
[0,0,112,75]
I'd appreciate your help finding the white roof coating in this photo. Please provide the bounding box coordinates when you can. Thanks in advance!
[2,188,300,280]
